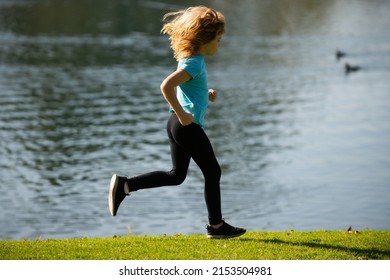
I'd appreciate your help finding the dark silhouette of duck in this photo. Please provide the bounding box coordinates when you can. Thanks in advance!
[345,63,361,74]
[336,49,346,61]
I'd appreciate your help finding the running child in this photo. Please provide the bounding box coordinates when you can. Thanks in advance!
[108,6,246,239]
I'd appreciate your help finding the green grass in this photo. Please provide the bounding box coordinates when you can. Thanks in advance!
[1,230,389,260]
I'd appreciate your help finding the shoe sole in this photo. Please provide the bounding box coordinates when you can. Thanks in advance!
[108,174,119,216]
[206,230,246,239]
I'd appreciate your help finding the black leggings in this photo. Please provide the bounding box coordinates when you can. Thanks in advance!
[128,113,222,225]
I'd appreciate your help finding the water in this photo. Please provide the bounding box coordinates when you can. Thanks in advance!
[0,0,389,240]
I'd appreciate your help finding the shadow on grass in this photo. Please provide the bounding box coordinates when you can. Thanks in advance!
[238,238,390,260]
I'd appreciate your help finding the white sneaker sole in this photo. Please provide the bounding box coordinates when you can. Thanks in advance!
[207,231,246,239]
[108,174,119,216]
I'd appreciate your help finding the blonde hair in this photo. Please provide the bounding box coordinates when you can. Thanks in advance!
[161,6,225,61]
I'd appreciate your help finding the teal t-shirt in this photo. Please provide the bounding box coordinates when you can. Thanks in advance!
[172,55,208,128]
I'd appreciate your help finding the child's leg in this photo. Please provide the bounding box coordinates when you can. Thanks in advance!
[180,125,223,225]
[128,113,223,225]
[127,141,190,190]
[127,115,191,190]
[167,114,223,225]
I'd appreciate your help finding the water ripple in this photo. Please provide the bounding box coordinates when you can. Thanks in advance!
[1,0,390,239]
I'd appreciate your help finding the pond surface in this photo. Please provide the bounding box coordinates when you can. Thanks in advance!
[0,0,389,239]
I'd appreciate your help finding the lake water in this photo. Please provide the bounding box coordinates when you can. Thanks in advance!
[0,0,389,240]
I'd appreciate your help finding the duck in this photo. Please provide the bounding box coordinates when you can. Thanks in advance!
[345,63,361,74]
[336,49,346,61]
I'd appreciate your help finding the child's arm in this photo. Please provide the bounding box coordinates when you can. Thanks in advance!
[160,69,194,126]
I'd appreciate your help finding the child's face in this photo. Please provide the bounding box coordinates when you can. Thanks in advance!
[200,34,223,56]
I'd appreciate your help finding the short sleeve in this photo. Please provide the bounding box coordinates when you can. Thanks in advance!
[178,57,201,79]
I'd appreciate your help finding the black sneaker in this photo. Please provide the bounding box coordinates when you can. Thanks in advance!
[108,174,129,216]
[206,221,246,239]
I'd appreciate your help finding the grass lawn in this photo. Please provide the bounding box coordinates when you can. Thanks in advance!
[1,230,389,260]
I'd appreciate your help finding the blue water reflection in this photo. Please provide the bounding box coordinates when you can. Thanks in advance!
[0,0,389,239]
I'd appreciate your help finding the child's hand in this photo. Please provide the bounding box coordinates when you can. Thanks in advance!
[208,89,218,102]
[178,111,194,126]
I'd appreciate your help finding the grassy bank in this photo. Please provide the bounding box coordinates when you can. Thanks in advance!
[1,230,389,260]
